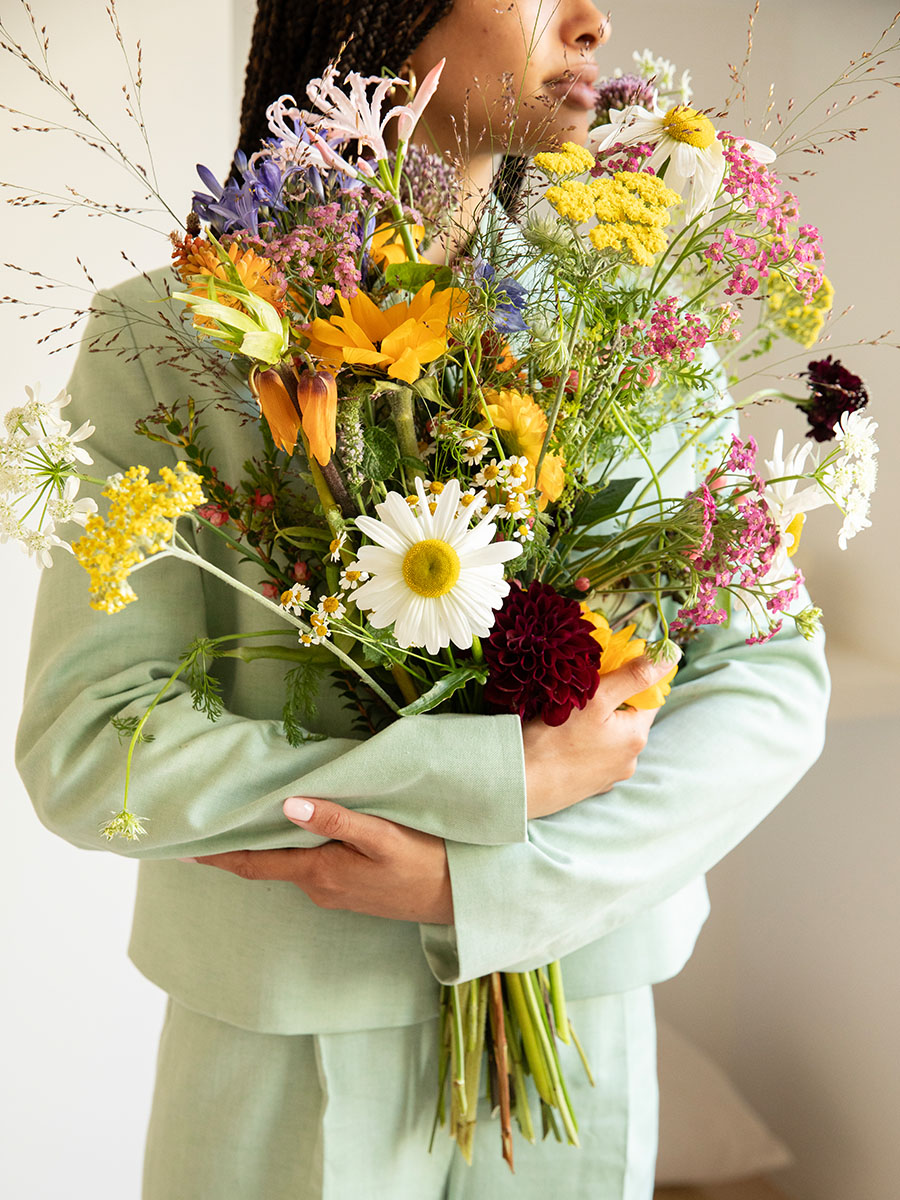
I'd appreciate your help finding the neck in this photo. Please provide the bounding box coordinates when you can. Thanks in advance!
[407,126,506,264]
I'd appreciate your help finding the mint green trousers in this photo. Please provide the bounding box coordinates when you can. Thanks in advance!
[142,988,658,1199]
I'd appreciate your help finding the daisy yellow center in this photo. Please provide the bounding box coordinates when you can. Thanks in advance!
[785,512,806,557]
[402,539,461,598]
[661,106,717,149]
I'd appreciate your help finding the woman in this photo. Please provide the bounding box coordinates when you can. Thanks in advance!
[16,1,829,1197]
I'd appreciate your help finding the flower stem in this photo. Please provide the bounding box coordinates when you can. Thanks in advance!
[164,543,400,712]
[535,299,583,486]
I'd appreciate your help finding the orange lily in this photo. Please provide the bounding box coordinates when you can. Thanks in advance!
[304,280,467,384]
[250,367,338,465]
[294,368,338,465]
[252,368,302,455]
[579,605,678,708]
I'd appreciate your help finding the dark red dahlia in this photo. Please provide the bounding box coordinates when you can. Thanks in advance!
[483,581,602,726]
[800,355,868,442]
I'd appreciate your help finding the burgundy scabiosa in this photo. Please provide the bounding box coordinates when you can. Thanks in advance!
[800,356,869,442]
[483,581,603,726]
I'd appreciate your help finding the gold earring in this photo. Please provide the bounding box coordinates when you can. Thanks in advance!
[400,62,418,103]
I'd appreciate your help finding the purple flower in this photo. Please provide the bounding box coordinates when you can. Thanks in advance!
[473,259,529,333]
[592,74,659,125]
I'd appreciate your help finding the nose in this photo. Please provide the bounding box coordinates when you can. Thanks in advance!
[565,2,611,53]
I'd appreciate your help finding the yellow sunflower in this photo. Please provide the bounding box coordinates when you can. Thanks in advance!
[579,605,677,708]
[303,280,467,384]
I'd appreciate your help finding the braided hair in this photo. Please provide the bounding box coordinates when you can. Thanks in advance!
[236,0,454,164]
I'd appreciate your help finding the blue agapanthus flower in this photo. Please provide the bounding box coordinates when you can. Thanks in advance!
[473,259,529,333]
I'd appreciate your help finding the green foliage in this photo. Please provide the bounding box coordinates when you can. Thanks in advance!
[181,637,224,721]
[397,666,488,716]
[384,262,454,292]
[282,659,329,746]
[571,477,640,529]
[362,425,401,481]
[110,714,156,745]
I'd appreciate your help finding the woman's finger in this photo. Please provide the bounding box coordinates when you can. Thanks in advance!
[282,795,397,858]
[188,848,307,882]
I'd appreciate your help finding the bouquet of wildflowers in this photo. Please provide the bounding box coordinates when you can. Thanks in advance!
[3,12,890,1166]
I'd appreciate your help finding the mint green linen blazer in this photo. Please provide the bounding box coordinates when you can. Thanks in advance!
[16,271,830,1034]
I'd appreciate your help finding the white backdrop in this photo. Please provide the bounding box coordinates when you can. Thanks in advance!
[1,2,898,1198]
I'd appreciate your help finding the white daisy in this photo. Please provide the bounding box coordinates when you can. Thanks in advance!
[328,531,347,561]
[352,477,522,654]
[589,104,775,221]
[762,429,830,576]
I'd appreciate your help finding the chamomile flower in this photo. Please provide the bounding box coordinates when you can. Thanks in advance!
[339,565,369,590]
[457,488,487,516]
[352,477,522,654]
[513,523,535,542]
[474,459,504,488]
[317,594,346,621]
[280,582,312,613]
[328,532,347,561]
[589,104,775,220]
[500,455,531,488]
[461,435,490,464]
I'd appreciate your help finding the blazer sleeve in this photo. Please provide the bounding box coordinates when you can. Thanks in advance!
[15,288,527,858]
[420,585,830,983]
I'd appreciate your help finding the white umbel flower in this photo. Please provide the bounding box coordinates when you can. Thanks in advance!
[353,477,522,654]
[821,411,879,549]
[589,104,775,220]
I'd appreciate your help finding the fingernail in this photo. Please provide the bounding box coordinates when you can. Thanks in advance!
[177,857,197,863]
[284,797,315,822]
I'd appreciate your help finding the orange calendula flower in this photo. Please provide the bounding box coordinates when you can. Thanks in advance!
[481,387,566,508]
[579,605,678,708]
[303,280,467,384]
[368,222,426,268]
[173,235,285,313]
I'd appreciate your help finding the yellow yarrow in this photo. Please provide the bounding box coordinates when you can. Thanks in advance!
[534,141,596,179]
[766,272,834,348]
[73,463,206,613]
[546,172,682,267]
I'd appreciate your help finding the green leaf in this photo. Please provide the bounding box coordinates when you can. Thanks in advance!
[282,658,330,746]
[110,714,155,745]
[384,262,454,292]
[397,665,488,716]
[362,425,401,481]
[571,477,640,529]
[412,375,443,405]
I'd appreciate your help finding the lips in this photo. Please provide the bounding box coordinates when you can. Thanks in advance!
[544,64,600,112]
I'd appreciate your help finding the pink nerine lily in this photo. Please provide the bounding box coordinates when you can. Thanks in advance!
[304,59,446,163]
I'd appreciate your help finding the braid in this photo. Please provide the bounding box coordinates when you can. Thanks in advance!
[235,0,454,164]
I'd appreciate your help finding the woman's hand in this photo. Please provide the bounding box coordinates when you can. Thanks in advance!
[524,656,672,818]
[187,798,454,924]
